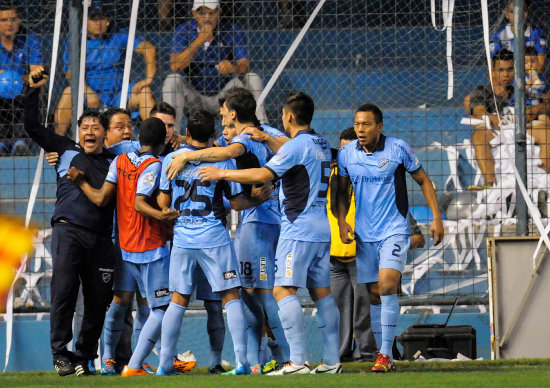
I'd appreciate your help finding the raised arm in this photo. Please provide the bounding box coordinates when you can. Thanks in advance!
[66,167,116,207]
[165,143,245,180]
[170,25,213,73]
[411,167,444,245]
[241,127,289,154]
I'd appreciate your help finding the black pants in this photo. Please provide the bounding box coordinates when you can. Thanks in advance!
[50,223,115,364]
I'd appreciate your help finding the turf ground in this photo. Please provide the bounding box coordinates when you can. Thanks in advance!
[1,359,549,388]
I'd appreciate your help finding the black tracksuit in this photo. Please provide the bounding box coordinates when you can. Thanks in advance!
[24,86,115,364]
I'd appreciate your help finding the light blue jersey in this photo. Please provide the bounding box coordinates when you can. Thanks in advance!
[160,145,243,248]
[337,135,422,242]
[264,129,332,242]
[231,133,280,225]
[108,140,140,156]
[106,152,169,264]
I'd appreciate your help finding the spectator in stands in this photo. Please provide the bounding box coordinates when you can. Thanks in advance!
[465,49,550,190]
[0,2,44,156]
[490,0,547,73]
[54,2,156,136]
[524,46,550,124]
[162,0,267,133]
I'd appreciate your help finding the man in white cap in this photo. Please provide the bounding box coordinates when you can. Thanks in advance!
[162,0,267,133]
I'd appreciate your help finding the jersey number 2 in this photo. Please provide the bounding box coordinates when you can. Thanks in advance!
[174,179,212,216]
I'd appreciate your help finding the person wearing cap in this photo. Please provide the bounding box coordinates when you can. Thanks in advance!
[54,2,157,136]
[0,1,44,156]
[162,0,267,133]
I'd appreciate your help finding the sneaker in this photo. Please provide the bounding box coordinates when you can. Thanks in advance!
[121,365,149,377]
[310,362,343,374]
[74,362,95,376]
[100,359,116,375]
[142,363,155,374]
[221,362,252,375]
[173,359,196,372]
[11,140,30,156]
[250,364,263,374]
[266,361,311,375]
[53,359,75,376]
[88,360,97,374]
[155,366,179,376]
[262,360,279,374]
[370,353,395,373]
[208,364,226,374]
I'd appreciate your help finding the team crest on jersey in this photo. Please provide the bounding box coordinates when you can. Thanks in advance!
[223,270,238,280]
[259,257,267,281]
[142,172,156,187]
[155,288,170,298]
[285,253,293,277]
[378,158,389,170]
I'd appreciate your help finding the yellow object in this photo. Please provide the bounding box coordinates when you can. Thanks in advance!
[327,169,356,260]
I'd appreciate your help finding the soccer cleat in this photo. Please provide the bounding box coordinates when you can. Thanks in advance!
[74,362,95,376]
[250,364,263,374]
[221,362,252,375]
[155,366,179,376]
[310,362,343,374]
[53,359,75,376]
[121,365,149,377]
[208,364,226,374]
[370,353,395,373]
[100,359,116,375]
[265,362,311,375]
[142,363,156,374]
[262,360,280,374]
[173,359,196,372]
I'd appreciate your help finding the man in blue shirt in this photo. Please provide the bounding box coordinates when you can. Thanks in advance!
[199,91,341,375]
[54,3,156,136]
[160,88,290,372]
[156,110,259,375]
[490,1,547,72]
[336,103,444,373]
[0,2,43,155]
[162,0,267,133]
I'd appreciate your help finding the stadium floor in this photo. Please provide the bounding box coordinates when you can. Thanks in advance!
[1,359,549,387]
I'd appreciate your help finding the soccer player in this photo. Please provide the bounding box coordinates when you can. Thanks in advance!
[162,88,290,373]
[25,66,115,377]
[336,103,444,373]
[156,110,263,375]
[198,91,342,375]
[66,117,180,377]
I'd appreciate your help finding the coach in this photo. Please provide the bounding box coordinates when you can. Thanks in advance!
[25,67,115,377]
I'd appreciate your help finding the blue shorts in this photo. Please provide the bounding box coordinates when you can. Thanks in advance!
[113,238,142,295]
[193,264,221,301]
[356,234,411,284]
[170,244,242,294]
[274,239,330,289]
[125,256,171,308]
[235,222,280,290]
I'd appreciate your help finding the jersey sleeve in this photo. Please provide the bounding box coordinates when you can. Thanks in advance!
[160,154,173,192]
[264,141,299,179]
[221,159,242,198]
[108,140,141,155]
[230,134,250,152]
[337,146,350,177]
[393,140,422,173]
[136,161,161,197]
[261,125,287,139]
[216,135,228,147]
[105,156,119,184]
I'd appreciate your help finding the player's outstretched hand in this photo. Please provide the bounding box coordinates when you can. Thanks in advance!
[338,221,355,244]
[45,152,59,166]
[199,166,223,182]
[165,153,189,180]
[241,127,270,143]
[159,208,180,222]
[28,66,49,88]
[430,218,444,246]
[66,167,85,184]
